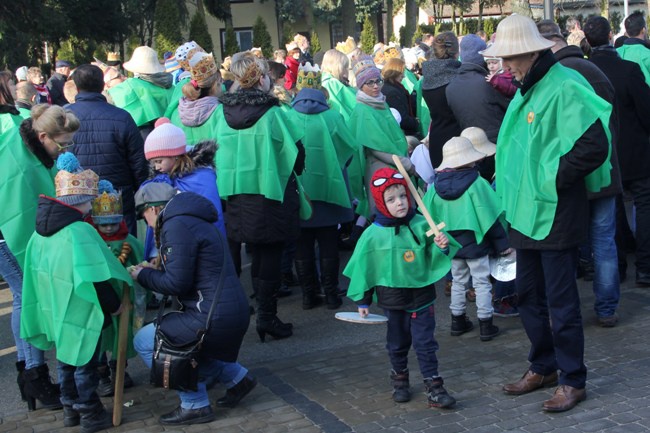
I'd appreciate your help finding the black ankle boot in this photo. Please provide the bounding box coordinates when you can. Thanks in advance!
[450,314,474,336]
[256,280,293,342]
[216,374,258,408]
[479,317,499,341]
[295,259,323,310]
[159,405,215,425]
[390,369,411,403]
[96,365,113,397]
[63,405,80,427]
[23,364,62,411]
[320,258,343,310]
[16,361,26,402]
[76,403,112,433]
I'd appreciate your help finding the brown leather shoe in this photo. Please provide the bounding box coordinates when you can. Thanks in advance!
[543,385,586,412]
[503,370,558,395]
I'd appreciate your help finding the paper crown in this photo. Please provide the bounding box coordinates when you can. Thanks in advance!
[188,51,219,87]
[336,37,357,55]
[296,62,322,90]
[107,52,120,62]
[55,153,99,198]
[92,180,123,224]
[175,41,206,71]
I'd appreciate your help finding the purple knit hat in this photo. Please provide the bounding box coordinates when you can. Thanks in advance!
[352,55,381,89]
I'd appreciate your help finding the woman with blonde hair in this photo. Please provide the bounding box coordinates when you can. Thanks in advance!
[321,49,357,121]
[1,102,80,411]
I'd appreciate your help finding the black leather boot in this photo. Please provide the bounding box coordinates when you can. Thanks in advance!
[76,403,112,433]
[450,314,474,336]
[16,361,26,402]
[96,364,113,397]
[479,317,499,341]
[23,364,62,411]
[256,279,292,342]
[320,258,342,310]
[390,369,411,403]
[63,405,80,427]
[216,374,258,408]
[295,259,323,310]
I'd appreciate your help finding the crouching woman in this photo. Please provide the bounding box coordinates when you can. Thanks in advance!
[130,183,252,425]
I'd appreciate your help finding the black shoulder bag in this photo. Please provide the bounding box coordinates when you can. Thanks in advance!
[150,231,227,392]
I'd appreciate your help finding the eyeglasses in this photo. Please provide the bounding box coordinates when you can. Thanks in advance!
[364,79,384,87]
[49,136,75,151]
[372,172,404,187]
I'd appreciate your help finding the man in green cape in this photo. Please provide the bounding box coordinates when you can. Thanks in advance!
[483,14,611,413]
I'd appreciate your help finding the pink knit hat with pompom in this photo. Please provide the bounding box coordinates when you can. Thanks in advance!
[144,118,187,160]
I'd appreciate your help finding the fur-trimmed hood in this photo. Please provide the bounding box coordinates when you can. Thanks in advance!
[187,140,216,168]
[220,88,279,130]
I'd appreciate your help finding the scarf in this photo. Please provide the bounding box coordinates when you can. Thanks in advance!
[356,90,386,110]
[136,72,173,89]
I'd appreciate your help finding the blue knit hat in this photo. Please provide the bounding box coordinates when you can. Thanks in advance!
[460,34,487,66]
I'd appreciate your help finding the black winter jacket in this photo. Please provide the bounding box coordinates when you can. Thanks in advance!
[138,192,249,361]
[68,92,148,221]
[381,80,420,137]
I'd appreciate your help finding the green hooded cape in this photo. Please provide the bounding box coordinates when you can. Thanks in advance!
[343,215,459,302]
[401,70,431,137]
[322,72,357,122]
[422,176,503,245]
[108,78,171,127]
[286,109,356,208]
[21,222,134,366]
[214,104,298,202]
[0,113,56,269]
[496,63,612,241]
[163,76,191,118]
[169,102,220,146]
[617,44,650,84]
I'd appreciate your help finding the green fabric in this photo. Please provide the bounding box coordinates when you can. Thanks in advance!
[414,79,431,138]
[286,109,356,208]
[321,73,357,122]
[169,104,220,147]
[214,105,298,201]
[0,113,56,269]
[496,63,612,241]
[108,78,172,127]
[21,222,133,366]
[17,107,31,119]
[617,44,650,85]
[163,76,191,118]
[343,215,459,301]
[422,176,502,245]
[401,69,418,93]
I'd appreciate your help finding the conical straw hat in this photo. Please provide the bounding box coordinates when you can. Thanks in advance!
[480,14,555,58]
[461,127,496,157]
[436,137,487,171]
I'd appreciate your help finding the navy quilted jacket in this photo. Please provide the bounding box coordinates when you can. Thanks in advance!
[68,92,148,217]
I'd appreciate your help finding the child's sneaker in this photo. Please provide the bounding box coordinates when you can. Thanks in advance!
[424,377,456,408]
[390,369,411,403]
[493,297,519,317]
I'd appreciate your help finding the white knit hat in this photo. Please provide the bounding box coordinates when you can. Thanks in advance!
[436,137,486,171]
[461,127,496,157]
[480,14,555,58]
[15,66,28,82]
[123,46,165,74]
[144,119,187,160]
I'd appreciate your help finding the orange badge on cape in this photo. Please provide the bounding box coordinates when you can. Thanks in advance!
[527,111,535,123]
[403,250,415,262]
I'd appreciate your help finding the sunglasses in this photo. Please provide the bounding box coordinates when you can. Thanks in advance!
[50,136,75,151]
[372,172,404,187]
[364,78,384,87]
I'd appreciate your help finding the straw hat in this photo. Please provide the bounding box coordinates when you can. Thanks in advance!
[461,127,496,157]
[123,46,165,74]
[480,14,555,58]
[436,137,487,171]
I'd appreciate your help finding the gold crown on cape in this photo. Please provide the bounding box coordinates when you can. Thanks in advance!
[296,62,322,90]
[92,190,123,222]
[336,37,357,55]
[55,169,99,198]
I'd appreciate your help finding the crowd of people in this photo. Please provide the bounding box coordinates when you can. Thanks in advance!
[0,11,649,431]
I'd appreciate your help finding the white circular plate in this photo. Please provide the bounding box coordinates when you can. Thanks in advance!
[335,312,388,324]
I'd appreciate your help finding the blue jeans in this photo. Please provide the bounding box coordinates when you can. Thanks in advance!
[0,242,44,368]
[134,323,247,409]
[58,343,102,409]
[589,196,620,318]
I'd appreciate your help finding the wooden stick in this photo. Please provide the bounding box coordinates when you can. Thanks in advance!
[113,283,132,426]
[391,155,445,237]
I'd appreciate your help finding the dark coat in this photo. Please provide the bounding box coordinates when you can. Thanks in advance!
[381,80,420,137]
[220,89,304,245]
[46,72,68,106]
[445,62,510,143]
[137,192,249,361]
[554,45,622,199]
[508,50,610,250]
[589,46,650,182]
[68,92,148,225]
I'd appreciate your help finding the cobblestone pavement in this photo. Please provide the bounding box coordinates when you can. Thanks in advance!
[2,261,650,432]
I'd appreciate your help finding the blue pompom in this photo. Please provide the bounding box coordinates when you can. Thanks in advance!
[56,152,81,173]
[98,180,115,195]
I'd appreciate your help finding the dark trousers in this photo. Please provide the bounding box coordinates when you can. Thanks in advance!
[295,226,339,263]
[384,306,439,379]
[516,248,586,389]
[57,343,102,410]
[621,176,650,274]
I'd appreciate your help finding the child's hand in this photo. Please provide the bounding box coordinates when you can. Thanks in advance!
[486,72,496,82]
[129,265,143,280]
[434,233,449,249]
[358,307,369,318]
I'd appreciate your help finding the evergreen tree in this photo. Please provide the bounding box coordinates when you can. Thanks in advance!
[360,14,376,54]
[282,22,294,45]
[224,25,240,56]
[310,30,321,56]
[189,11,213,53]
[154,0,183,55]
[252,16,274,58]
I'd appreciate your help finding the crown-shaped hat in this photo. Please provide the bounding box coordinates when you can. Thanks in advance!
[188,51,219,87]
[107,52,120,62]
[55,153,99,205]
[296,62,322,91]
[175,41,206,71]
[92,180,123,225]
[336,37,357,55]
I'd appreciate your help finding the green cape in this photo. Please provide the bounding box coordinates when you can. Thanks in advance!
[343,215,459,302]
[286,109,356,208]
[163,76,191,118]
[0,113,56,269]
[108,78,171,126]
[496,63,612,241]
[17,107,31,119]
[21,222,134,366]
[214,105,298,202]
[322,73,357,122]
[617,44,650,84]
[169,103,220,146]
[422,176,503,245]
[401,71,430,137]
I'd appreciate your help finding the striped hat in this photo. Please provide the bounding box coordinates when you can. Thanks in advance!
[144,119,187,160]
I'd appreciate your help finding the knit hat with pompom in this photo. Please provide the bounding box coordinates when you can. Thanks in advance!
[144,118,187,160]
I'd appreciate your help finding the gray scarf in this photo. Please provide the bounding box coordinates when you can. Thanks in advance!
[356,90,386,110]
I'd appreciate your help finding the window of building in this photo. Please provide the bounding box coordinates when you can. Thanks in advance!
[220,27,254,58]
